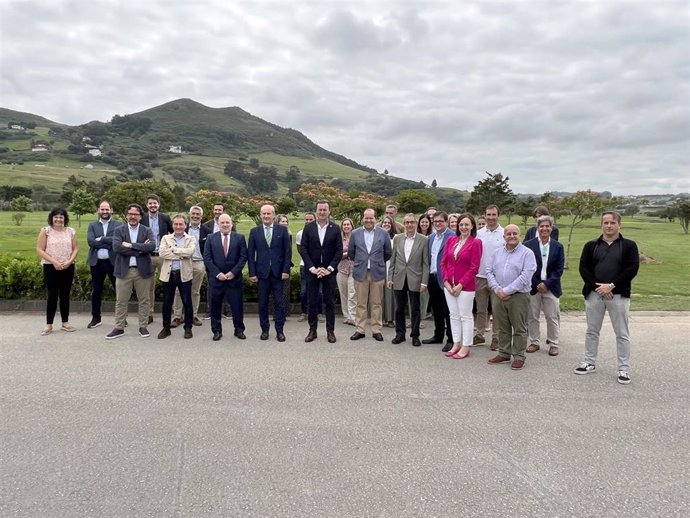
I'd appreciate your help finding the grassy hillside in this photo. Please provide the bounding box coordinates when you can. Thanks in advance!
[0,99,388,199]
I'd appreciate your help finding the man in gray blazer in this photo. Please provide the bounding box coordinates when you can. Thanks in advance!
[86,200,123,328]
[348,208,392,341]
[106,203,156,340]
[387,213,429,346]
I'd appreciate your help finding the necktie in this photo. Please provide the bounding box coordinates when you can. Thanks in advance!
[223,233,229,257]
[265,226,272,245]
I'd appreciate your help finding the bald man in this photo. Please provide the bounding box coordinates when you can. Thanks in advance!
[486,224,537,370]
[248,204,292,342]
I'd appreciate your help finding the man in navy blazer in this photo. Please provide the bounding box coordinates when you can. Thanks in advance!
[106,203,156,340]
[422,211,455,350]
[248,204,292,342]
[299,200,343,343]
[86,200,123,328]
[348,208,392,341]
[203,214,248,341]
[524,215,565,356]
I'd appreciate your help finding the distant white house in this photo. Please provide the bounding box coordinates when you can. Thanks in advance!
[81,136,92,143]
[10,124,24,130]
[168,145,183,153]
[88,149,102,157]
[31,144,49,152]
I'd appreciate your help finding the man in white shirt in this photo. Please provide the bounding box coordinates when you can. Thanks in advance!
[474,204,505,350]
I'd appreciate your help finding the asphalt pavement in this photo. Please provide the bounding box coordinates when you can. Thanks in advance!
[1,310,688,517]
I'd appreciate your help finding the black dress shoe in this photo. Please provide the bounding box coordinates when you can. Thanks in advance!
[391,335,406,344]
[277,332,286,342]
[372,333,384,342]
[157,328,171,339]
[350,332,366,340]
[234,331,246,340]
[441,342,453,353]
[305,330,317,342]
[184,328,193,339]
[212,331,222,341]
[327,331,337,343]
[412,338,422,347]
[422,337,443,344]
[260,331,269,340]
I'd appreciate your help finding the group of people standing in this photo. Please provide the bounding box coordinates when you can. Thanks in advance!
[36,197,639,384]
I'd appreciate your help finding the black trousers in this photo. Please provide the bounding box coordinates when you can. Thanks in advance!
[394,279,421,338]
[90,259,116,319]
[427,273,451,341]
[44,263,75,325]
[162,271,193,330]
[307,272,336,332]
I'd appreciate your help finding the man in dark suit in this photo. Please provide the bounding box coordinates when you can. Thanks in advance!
[171,205,210,328]
[299,200,343,343]
[248,204,292,342]
[203,202,225,233]
[106,203,156,340]
[348,208,392,342]
[141,194,173,324]
[86,200,123,328]
[387,213,429,346]
[203,214,248,341]
[525,215,565,357]
[423,211,455,351]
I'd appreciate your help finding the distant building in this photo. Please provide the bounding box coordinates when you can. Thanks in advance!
[168,145,183,153]
[31,144,49,152]
[88,149,102,157]
[84,164,94,169]
[10,124,24,130]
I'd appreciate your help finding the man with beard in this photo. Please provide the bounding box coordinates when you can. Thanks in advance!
[86,200,123,328]
[141,194,173,324]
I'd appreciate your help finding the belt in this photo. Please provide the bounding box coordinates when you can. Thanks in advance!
[129,266,138,269]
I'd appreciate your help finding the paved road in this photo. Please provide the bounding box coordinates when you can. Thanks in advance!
[1,311,688,517]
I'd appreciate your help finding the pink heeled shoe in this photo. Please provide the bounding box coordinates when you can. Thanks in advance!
[451,350,470,360]
[445,349,459,357]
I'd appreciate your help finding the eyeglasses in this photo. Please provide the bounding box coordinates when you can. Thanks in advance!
[126,212,141,216]
[433,219,444,224]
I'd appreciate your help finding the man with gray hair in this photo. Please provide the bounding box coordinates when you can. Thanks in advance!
[384,204,404,233]
[171,205,209,328]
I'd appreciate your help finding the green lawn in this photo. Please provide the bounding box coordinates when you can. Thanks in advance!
[2,211,688,310]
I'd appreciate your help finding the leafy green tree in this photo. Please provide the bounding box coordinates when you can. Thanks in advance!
[12,213,25,226]
[623,204,640,218]
[248,166,278,194]
[10,195,32,212]
[103,179,175,215]
[515,196,537,230]
[249,158,260,169]
[276,196,297,216]
[431,179,438,188]
[394,189,438,214]
[466,172,516,215]
[556,190,615,268]
[59,175,87,206]
[0,185,32,201]
[670,200,690,234]
[69,188,98,227]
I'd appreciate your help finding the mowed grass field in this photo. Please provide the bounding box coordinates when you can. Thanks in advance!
[1,211,688,311]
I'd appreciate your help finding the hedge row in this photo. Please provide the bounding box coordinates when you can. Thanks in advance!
[0,255,301,302]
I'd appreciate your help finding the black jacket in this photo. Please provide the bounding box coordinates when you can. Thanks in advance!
[579,233,639,298]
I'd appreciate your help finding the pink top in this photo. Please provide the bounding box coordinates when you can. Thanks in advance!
[337,235,353,275]
[440,235,482,291]
[41,226,76,264]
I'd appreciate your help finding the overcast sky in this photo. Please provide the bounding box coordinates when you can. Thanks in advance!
[1,0,688,195]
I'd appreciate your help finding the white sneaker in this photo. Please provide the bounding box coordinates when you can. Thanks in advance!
[574,362,596,375]
[617,371,631,385]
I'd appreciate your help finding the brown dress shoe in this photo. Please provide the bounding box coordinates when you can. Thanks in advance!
[548,346,559,356]
[327,331,337,343]
[526,343,540,353]
[304,330,317,342]
[192,317,202,326]
[488,355,510,365]
[170,318,182,328]
[511,359,525,370]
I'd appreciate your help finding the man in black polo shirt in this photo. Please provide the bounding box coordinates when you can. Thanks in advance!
[575,211,639,385]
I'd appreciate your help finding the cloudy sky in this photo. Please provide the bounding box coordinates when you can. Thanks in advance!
[1,0,688,195]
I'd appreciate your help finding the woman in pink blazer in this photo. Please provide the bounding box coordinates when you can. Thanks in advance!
[440,213,483,359]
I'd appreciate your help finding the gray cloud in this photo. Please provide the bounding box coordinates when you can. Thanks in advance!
[1,0,687,194]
